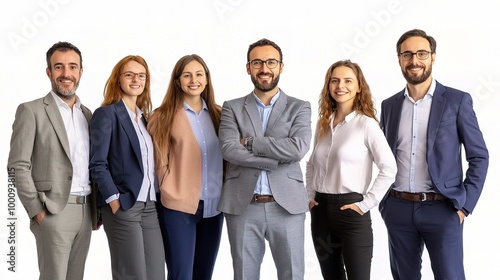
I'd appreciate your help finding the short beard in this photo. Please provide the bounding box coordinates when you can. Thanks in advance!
[51,79,79,99]
[403,64,432,85]
[251,74,280,93]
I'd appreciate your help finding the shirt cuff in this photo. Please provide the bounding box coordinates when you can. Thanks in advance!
[105,193,120,204]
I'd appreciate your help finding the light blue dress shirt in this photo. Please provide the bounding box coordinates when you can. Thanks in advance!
[252,90,281,196]
[184,100,223,218]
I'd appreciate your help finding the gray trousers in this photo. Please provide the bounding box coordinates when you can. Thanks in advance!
[101,198,165,280]
[225,201,305,280]
[30,201,92,280]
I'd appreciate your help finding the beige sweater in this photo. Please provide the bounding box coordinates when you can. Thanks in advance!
[149,109,202,214]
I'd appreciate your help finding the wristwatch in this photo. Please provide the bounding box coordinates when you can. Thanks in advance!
[244,137,253,152]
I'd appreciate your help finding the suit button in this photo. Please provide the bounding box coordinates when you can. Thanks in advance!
[68,176,72,181]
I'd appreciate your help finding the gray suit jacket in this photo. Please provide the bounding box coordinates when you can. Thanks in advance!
[8,93,98,227]
[217,90,312,215]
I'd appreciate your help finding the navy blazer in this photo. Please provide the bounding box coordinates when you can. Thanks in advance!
[89,101,146,211]
[379,81,488,214]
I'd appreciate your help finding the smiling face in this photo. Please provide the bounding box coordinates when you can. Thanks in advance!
[399,36,435,85]
[46,50,82,99]
[119,60,146,98]
[178,60,207,99]
[247,45,283,94]
[329,66,360,110]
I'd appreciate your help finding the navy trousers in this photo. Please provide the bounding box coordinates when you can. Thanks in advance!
[156,198,223,280]
[381,194,465,280]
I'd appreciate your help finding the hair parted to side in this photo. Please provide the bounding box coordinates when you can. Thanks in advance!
[46,41,83,69]
[101,55,152,117]
[316,60,377,140]
[147,54,221,167]
[247,38,283,62]
[396,29,437,54]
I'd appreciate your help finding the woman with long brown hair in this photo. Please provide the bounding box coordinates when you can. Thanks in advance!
[306,60,396,280]
[148,54,223,280]
[89,55,165,280]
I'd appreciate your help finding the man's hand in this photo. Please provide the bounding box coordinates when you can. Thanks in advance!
[457,210,466,224]
[35,209,46,225]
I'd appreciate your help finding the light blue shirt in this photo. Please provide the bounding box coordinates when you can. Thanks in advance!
[184,100,223,218]
[394,79,436,193]
[252,90,281,196]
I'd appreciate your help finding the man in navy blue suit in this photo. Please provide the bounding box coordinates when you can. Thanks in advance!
[379,29,489,280]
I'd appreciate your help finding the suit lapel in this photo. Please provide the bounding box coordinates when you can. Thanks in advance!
[115,101,144,172]
[244,94,264,137]
[43,93,71,159]
[427,82,446,154]
[386,90,405,154]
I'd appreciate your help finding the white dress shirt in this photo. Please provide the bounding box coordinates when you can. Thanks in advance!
[50,91,91,196]
[306,112,397,213]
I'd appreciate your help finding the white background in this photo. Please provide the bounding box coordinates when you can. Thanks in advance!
[1,0,499,279]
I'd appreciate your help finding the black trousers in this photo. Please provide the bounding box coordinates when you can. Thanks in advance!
[311,192,373,280]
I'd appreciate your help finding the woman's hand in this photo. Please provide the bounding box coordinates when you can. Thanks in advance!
[340,203,363,215]
[109,199,121,214]
[309,200,318,210]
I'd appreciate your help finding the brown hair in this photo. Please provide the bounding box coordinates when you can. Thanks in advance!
[148,54,221,166]
[316,60,377,139]
[396,29,437,54]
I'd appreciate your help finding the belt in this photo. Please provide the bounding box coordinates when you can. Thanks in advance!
[68,195,88,204]
[390,190,446,202]
[251,195,275,203]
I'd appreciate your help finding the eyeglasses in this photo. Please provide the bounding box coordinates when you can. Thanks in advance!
[121,71,147,81]
[399,50,433,61]
[248,59,282,69]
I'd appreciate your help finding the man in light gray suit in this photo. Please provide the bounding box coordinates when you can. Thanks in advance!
[218,38,312,280]
[7,41,98,280]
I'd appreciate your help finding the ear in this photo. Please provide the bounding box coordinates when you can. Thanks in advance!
[175,80,180,87]
[279,62,284,74]
[46,68,51,79]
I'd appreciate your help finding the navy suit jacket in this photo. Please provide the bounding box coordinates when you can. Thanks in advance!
[89,101,146,211]
[379,81,488,214]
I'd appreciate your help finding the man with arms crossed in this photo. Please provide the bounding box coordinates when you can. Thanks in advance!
[379,29,489,280]
[8,41,98,280]
[218,38,311,280]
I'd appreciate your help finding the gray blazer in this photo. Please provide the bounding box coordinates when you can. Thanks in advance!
[8,93,98,226]
[217,90,312,215]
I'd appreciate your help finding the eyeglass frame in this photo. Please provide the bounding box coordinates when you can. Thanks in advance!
[247,59,282,69]
[398,50,434,61]
[121,71,147,81]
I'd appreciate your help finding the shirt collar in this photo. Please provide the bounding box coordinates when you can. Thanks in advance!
[344,111,357,123]
[122,99,143,119]
[252,89,281,108]
[404,78,436,101]
[50,91,82,110]
[183,99,208,113]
